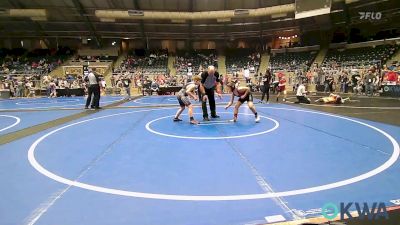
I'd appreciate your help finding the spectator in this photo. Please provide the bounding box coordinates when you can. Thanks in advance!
[364,69,376,96]
[122,76,132,100]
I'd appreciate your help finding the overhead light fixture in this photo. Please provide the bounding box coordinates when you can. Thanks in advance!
[100,18,116,22]
[87,38,91,41]
[9,9,47,17]
[217,18,231,22]
[271,13,287,19]
[234,9,250,16]
[112,41,116,46]
[171,19,186,23]
[128,10,144,16]
[345,0,359,4]
[31,17,47,21]
[0,9,8,15]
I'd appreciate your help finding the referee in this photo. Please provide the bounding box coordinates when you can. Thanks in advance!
[85,68,101,109]
[295,80,311,104]
[199,66,222,121]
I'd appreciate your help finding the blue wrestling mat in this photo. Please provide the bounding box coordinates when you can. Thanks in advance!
[0,95,399,225]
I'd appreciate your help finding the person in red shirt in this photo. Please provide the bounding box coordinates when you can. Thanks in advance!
[387,71,397,83]
[276,75,287,102]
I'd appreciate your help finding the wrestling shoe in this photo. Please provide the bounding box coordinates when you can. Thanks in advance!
[255,115,260,123]
[173,118,182,122]
[203,117,210,121]
[211,115,220,118]
[190,119,199,125]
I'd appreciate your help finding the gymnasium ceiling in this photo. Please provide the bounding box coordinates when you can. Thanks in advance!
[0,0,399,44]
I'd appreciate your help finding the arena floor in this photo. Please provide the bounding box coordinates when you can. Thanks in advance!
[0,94,399,225]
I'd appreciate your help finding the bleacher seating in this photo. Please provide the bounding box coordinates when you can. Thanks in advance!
[225,49,260,74]
[0,47,74,76]
[114,49,168,76]
[174,49,217,76]
[71,55,118,63]
[269,51,316,72]
[322,44,398,68]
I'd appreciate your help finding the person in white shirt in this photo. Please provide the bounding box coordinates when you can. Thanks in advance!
[295,80,311,104]
[243,68,251,84]
[26,81,35,98]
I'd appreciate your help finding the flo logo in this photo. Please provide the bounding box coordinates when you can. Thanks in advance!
[322,202,389,220]
[359,12,382,20]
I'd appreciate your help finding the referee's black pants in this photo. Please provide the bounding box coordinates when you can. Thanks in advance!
[261,85,270,102]
[296,96,311,104]
[85,84,100,108]
[200,87,217,118]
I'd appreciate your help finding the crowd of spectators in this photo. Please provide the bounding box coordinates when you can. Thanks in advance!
[174,50,217,76]
[0,73,89,98]
[0,47,78,97]
[114,49,168,76]
[110,71,185,94]
[307,44,400,95]
[72,55,117,62]
[226,49,260,75]
[1,47,73,76]
[322,44,398,68]
[309,64,399,96]
[111,49,170,95]
[2,43,399,98]
[269,51,316,72]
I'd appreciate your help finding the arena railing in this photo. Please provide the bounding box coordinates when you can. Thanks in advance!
[270,45,320,54]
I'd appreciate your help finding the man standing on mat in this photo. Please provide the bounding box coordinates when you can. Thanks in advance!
[122,75,132,100]
[259,69,272,104]
[199,66,222,121]
[85,68,101,109]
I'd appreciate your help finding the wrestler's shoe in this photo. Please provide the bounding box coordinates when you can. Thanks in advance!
[211,115,220,118]
[190,119,199,125]
[255,115,260,123]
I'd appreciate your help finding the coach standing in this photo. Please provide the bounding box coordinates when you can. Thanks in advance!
[259,69,272,103]
[199,66,222,121]
[85,68,101,109]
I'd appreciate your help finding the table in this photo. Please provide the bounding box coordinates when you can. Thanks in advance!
[0,90,10,99]
[158,86,182,95]
[57,88,85,97]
